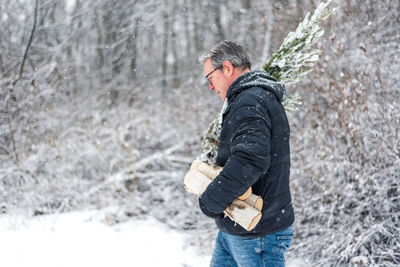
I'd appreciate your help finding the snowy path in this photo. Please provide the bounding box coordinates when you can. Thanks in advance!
[0,211,210,267]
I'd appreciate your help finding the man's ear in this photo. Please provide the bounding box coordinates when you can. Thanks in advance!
[222,60,234,75]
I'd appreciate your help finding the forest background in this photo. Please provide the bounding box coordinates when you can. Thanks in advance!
[1,0,399,266]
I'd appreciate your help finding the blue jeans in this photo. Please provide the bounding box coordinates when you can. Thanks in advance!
[210,226,293,267]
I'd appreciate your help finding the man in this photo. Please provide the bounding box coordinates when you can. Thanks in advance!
[199,40,295,267]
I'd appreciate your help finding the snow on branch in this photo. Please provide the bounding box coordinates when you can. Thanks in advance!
[263,0,335,85]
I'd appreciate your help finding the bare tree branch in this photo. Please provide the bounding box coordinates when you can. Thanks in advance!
[17,0,39,81]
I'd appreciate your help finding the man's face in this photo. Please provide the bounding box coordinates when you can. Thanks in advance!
[204,59,230,101]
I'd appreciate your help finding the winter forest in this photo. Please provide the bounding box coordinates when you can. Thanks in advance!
[1,0,399,266]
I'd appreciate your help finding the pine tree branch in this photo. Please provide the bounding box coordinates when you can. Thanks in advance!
[263,0,335,85]
[199,0,335,164]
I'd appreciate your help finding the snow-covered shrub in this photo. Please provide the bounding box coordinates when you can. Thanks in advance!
[288,1,400,265]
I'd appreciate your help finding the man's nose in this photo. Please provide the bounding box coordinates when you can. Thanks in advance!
[209,82,215,91]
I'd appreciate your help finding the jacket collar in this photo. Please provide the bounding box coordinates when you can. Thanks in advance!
[226,70,287,103]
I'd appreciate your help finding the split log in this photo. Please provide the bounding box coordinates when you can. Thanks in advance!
[183,169,212,196]
[184,165,264,231]
[183,169,262,211]
[244,194,263,212]
[190,160,252,200]
[226,200,262,231]
[190,160,221,180]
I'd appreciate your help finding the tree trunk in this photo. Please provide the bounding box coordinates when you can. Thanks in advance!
[183,0,191,58]
[171,0,179,88]
[213,1,225,41]
[262,1,274,60]
[161,2,169,89]
[129,16,141,88]
[241,0,251,10]
[18,0,39,81]
[191,0,201,53]
[95,8,105,85]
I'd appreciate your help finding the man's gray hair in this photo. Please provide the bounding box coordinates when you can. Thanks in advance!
[203,40,251,70]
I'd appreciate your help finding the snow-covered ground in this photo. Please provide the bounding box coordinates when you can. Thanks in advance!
[0,210,305,267]
[0,210,210,267]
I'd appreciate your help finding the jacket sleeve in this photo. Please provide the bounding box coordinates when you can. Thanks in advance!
[199,101,272,215]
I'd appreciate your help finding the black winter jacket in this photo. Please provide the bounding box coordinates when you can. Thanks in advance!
[199,71,295,237]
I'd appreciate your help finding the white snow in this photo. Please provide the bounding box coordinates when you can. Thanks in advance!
[287,259,308,267]
[0,210,306,267]
[0,210,210,267]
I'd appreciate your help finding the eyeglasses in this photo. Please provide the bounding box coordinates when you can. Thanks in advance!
[205,66,222,84]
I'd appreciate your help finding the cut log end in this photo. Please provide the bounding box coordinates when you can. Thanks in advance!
[238,187,252,200]
[224,199,262,231]
[247,212,262,231]
[244,194,263,212]
[190,159,222,179]
[183,169,212,196]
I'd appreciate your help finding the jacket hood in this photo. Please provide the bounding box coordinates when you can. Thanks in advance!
[226,70,287,103]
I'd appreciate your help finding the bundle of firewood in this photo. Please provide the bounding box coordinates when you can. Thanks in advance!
[184,160,263,231]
